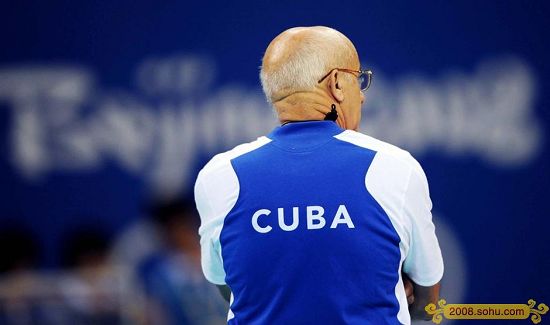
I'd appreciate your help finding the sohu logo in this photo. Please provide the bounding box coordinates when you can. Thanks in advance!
[251,205,355,233]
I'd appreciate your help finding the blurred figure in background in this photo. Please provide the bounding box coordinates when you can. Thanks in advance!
[0,222,144,325]
[0,226,38,275]
[137,198,227,325]
[0,223,42,324]
[59,227,121,324]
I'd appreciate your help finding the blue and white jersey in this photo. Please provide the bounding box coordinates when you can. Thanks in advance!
[194,121,444,325]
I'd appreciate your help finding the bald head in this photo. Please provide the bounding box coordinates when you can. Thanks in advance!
[260,26,359,103]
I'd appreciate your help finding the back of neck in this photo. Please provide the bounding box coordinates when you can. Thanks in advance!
[274,92,331,124]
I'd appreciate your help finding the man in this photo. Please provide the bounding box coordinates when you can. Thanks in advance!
[194,26,443,324]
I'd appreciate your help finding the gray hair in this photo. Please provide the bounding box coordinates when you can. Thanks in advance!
[259,27,354,103]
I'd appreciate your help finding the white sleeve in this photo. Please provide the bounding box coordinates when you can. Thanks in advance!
[194,158,240,285]
[194,137,271,285]
[401,164,444,286]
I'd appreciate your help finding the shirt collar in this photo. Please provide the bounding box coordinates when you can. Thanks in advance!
[267,121,344,150]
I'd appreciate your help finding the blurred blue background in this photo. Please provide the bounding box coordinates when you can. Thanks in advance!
[0,0,548,324]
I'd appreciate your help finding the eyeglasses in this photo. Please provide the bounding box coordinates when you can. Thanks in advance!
[317,68,373,92]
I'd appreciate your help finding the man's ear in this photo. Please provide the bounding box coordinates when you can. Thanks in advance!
[328,70,345,103]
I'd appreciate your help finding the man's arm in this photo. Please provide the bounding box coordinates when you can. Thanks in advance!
[195,167,238,298]
[405,274,441,320]
[400,161,444,320]
[217,284,231,302]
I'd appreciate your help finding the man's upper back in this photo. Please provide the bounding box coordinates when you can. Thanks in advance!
[195,121,443,325]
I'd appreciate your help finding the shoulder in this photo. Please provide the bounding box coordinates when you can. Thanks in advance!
[196,136,272,183]
[195,137,272,238]
[334,130,423,175]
